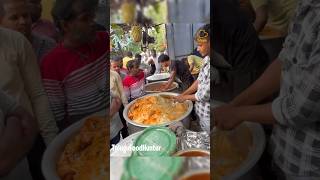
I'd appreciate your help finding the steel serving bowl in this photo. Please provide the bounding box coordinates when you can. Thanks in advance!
[123,92,193,128]
[41,111,105,180]
[145,81,178,93]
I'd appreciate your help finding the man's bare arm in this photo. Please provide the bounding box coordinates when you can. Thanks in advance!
[231,59,282,106]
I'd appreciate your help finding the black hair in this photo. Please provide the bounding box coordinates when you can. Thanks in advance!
[126,60,139,70]
[51,0,98,34]
[126,51,133,58]
[111,56,123,62]
[181,57,190,69]
[181,57,188,63]
[158,54,170,63]
[135,54,142,61]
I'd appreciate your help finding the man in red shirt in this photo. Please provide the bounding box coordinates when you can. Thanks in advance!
[123,60,146,102]
[41,0,108,130]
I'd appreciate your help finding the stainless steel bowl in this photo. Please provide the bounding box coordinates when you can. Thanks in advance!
[178,169,210,180]
[41,111,105,180]
[222,122,265,180]
[212,101,266,180]
[146,73,170,83]
[145,81,178,93]
[123,92,193,128]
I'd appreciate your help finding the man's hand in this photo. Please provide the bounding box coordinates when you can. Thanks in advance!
[213,106,244,130]
[9,107,38,143]
[0,116,24,176]
[174,95,187,103]
[168,121,185,137]
[0,108,37,177]
[160,83,169,91]
[110,96,121,118]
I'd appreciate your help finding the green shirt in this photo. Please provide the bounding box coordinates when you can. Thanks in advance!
[187,55,204,75]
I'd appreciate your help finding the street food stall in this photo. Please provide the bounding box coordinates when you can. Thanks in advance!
[109,22,211,179]
[110,90,210,154]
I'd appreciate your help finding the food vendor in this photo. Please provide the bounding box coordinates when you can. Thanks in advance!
[174,24,210,133]
[214,1,320,179]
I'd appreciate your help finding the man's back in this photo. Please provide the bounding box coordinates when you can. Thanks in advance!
[213,0,269,101]
[213,0,269,71]
[169,60,194,90]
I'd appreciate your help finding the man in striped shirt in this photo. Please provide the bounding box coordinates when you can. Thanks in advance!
[214,1,320,178]
[41,0,107,130]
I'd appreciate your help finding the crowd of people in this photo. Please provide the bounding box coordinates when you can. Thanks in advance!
[0,0,106,179]
[110,24,211,145]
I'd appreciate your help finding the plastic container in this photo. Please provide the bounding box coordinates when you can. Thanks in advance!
[132,126,177,156]
[121,157,183,180]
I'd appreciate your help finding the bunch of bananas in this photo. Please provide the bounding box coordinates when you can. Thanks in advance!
[131,25,142,42]
[120,1,136,23]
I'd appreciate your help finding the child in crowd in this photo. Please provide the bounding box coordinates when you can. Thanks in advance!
[111,56,127,79]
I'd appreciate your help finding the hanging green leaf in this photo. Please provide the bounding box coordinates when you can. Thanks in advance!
[154,25,160,33]
[153,2,161,13]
